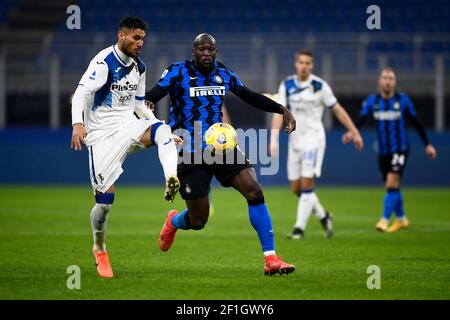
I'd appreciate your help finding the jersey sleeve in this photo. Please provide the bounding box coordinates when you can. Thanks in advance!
[277,80,287,107]
[227,69,245,94]
[71,58,109,125]
[403,94,417,117]
[78,58,109,93]
[135,70,146,105]
[134,70,153,119]
[360,95,373,116]
[157,64,182,90]
[321,81,338,108]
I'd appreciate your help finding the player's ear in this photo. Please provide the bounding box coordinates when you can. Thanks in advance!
[118,29,126,42]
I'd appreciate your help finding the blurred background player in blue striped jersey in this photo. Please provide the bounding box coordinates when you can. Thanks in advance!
[343,68,437,233]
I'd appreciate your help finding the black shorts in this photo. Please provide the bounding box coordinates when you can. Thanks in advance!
[177,148,252,200]
[378,152,409,181]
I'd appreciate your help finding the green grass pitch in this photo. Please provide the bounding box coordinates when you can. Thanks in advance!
[0,186,449,299]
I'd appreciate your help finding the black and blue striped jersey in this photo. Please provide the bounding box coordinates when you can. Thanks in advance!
[359,92,429,155]
[156,60,244,152]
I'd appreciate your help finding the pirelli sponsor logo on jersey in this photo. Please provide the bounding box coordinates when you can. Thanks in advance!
[189,86,226,97]
[373,110,402,121]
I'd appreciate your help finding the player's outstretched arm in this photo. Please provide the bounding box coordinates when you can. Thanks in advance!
[234,86,296,133]
[145,84,168,104]
[222,104,232,124]
[263,93,284,156]
[406,113,437,159]
[333,103,364,150]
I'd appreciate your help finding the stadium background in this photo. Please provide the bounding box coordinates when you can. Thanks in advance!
[0,0,449,186]
[0,0,449,301]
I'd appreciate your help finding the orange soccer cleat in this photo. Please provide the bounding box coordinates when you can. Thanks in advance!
[159,210,179,252]
[387,217,410,233]
[375,218,389,232]
[264,255,296,276]
[92,248,113,278]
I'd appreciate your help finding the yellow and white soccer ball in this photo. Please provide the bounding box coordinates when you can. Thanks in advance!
[205,122,238,153]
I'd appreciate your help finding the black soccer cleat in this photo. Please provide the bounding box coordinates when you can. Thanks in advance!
[320,212,333,239]
[287,227,304,240]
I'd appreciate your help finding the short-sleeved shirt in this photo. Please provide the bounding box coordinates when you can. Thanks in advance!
[156,60,244,152]
[278,74,337,149]
[360,92,418,154]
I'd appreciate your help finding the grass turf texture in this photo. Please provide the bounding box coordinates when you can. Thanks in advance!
[0,186,449,299]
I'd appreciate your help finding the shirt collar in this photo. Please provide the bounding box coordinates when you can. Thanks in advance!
[294,75,312,89]
[113,44,133,66]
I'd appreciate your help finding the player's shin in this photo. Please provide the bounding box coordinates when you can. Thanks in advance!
[383,189,397,220]
[247,198,275,256]
[394,189,405,219]
[311,192,326,219]
[91,193,114,252]
[295,189,315,230]
[151,123,178,179]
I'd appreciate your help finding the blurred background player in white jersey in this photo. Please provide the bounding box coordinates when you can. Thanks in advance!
[70,16,180,278]
[270,50,364,239]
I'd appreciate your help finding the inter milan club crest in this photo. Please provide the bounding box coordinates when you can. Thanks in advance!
[394,102,400,110]
[214,75,223,84]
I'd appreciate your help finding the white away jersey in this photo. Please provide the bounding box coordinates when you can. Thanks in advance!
[278,74,337,148]
[72,45,148,146]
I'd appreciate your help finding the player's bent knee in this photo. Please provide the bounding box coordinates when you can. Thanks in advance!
[243,182,264,201]
[150,122,172,146]
[301,178,314,190]
[139,128,152,147]
[290,185,301,196]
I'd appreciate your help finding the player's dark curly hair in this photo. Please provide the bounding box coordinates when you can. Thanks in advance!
[119,16,148,31]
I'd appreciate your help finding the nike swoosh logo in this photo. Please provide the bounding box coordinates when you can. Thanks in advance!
[163,138,173,145]
[190,76,198,80]
[96,61,105,65]
[115,67,121,72]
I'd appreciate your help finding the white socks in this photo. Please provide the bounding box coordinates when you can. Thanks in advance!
[295,190,325,230]
[312,193,326,219]
[154,124,178,180]
[295,192,315,230]
[90,203,112,252]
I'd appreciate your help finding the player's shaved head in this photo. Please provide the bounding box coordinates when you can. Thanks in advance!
[193,33,216,47]
[192,33,218,72]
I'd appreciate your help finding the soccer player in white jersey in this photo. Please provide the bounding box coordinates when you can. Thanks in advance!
[70,17,180,278]
[270,50,364,239]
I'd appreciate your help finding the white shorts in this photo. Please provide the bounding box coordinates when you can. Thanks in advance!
[88,117,162,193]
[287,145,325,181]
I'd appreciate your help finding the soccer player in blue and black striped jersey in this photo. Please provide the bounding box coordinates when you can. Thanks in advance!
[343,68,437,233]
[146,33,297,275]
